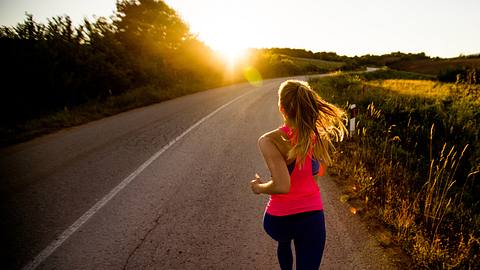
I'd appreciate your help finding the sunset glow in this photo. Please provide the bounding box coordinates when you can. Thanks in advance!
[215,43,248,68]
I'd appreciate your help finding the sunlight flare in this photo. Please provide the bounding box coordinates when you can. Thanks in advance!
[215,45,248,68]
[243,66,263,87]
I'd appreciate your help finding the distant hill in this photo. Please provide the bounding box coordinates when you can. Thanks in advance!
[286,56,345,71]
[388,57,480,75]
[332,51,480,83]
[242,50,348,79]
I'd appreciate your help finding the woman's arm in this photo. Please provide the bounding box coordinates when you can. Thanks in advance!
[250,135,290,195]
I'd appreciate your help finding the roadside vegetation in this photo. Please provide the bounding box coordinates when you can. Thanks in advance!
[0,0,224,146]
[310,69,479,268]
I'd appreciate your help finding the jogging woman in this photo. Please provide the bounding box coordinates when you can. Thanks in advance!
[250,80,346,270]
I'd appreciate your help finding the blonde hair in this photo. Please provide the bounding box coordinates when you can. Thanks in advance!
[278,80,346,166]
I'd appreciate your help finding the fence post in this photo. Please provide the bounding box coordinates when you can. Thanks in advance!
[349,104,358,137]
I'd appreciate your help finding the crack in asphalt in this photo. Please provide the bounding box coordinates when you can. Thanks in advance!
[122,210,165,270]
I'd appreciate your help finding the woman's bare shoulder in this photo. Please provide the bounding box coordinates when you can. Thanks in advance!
[258,129,290,154]
[258,129,283,143]
[257,130,285,159]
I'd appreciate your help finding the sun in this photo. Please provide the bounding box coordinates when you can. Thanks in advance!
[213,42,248,68]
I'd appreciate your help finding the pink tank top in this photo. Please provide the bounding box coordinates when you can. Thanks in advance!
[265,124,324,216]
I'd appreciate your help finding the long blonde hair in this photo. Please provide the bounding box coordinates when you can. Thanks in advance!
[278,80,346,165]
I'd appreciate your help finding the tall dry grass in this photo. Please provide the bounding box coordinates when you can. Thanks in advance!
[310,70,479,269]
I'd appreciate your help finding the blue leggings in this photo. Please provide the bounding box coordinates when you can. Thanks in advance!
[263,210,326,270]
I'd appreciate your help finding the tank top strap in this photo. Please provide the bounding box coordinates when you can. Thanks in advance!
[279,124,294,140]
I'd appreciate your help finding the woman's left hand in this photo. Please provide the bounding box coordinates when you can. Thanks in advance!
[250,173,262,194]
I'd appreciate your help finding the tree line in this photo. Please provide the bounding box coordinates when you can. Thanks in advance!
[0,0,225,126]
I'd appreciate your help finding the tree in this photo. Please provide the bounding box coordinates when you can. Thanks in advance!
[113,0,193,86]
[114,0,190,56]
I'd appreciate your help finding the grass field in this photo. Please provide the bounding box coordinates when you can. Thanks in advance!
[309,70,480,268]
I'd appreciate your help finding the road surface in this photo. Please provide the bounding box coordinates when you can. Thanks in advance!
[1,73,398,269]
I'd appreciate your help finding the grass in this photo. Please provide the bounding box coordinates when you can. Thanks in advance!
[365,80,449,99]
[309,69,480,269]
[358,68,436,81]
[0,80,221,147]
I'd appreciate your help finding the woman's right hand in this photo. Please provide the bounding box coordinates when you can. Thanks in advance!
[250,173,262,194]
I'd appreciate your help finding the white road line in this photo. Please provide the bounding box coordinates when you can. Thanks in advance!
[21,89,254,270]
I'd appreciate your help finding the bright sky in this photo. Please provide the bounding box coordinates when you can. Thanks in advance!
[0,0,478,58]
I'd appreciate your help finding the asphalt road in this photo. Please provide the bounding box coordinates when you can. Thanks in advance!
[1,73,397,269]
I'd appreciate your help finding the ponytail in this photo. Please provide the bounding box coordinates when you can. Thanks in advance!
[278,80,346,166]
